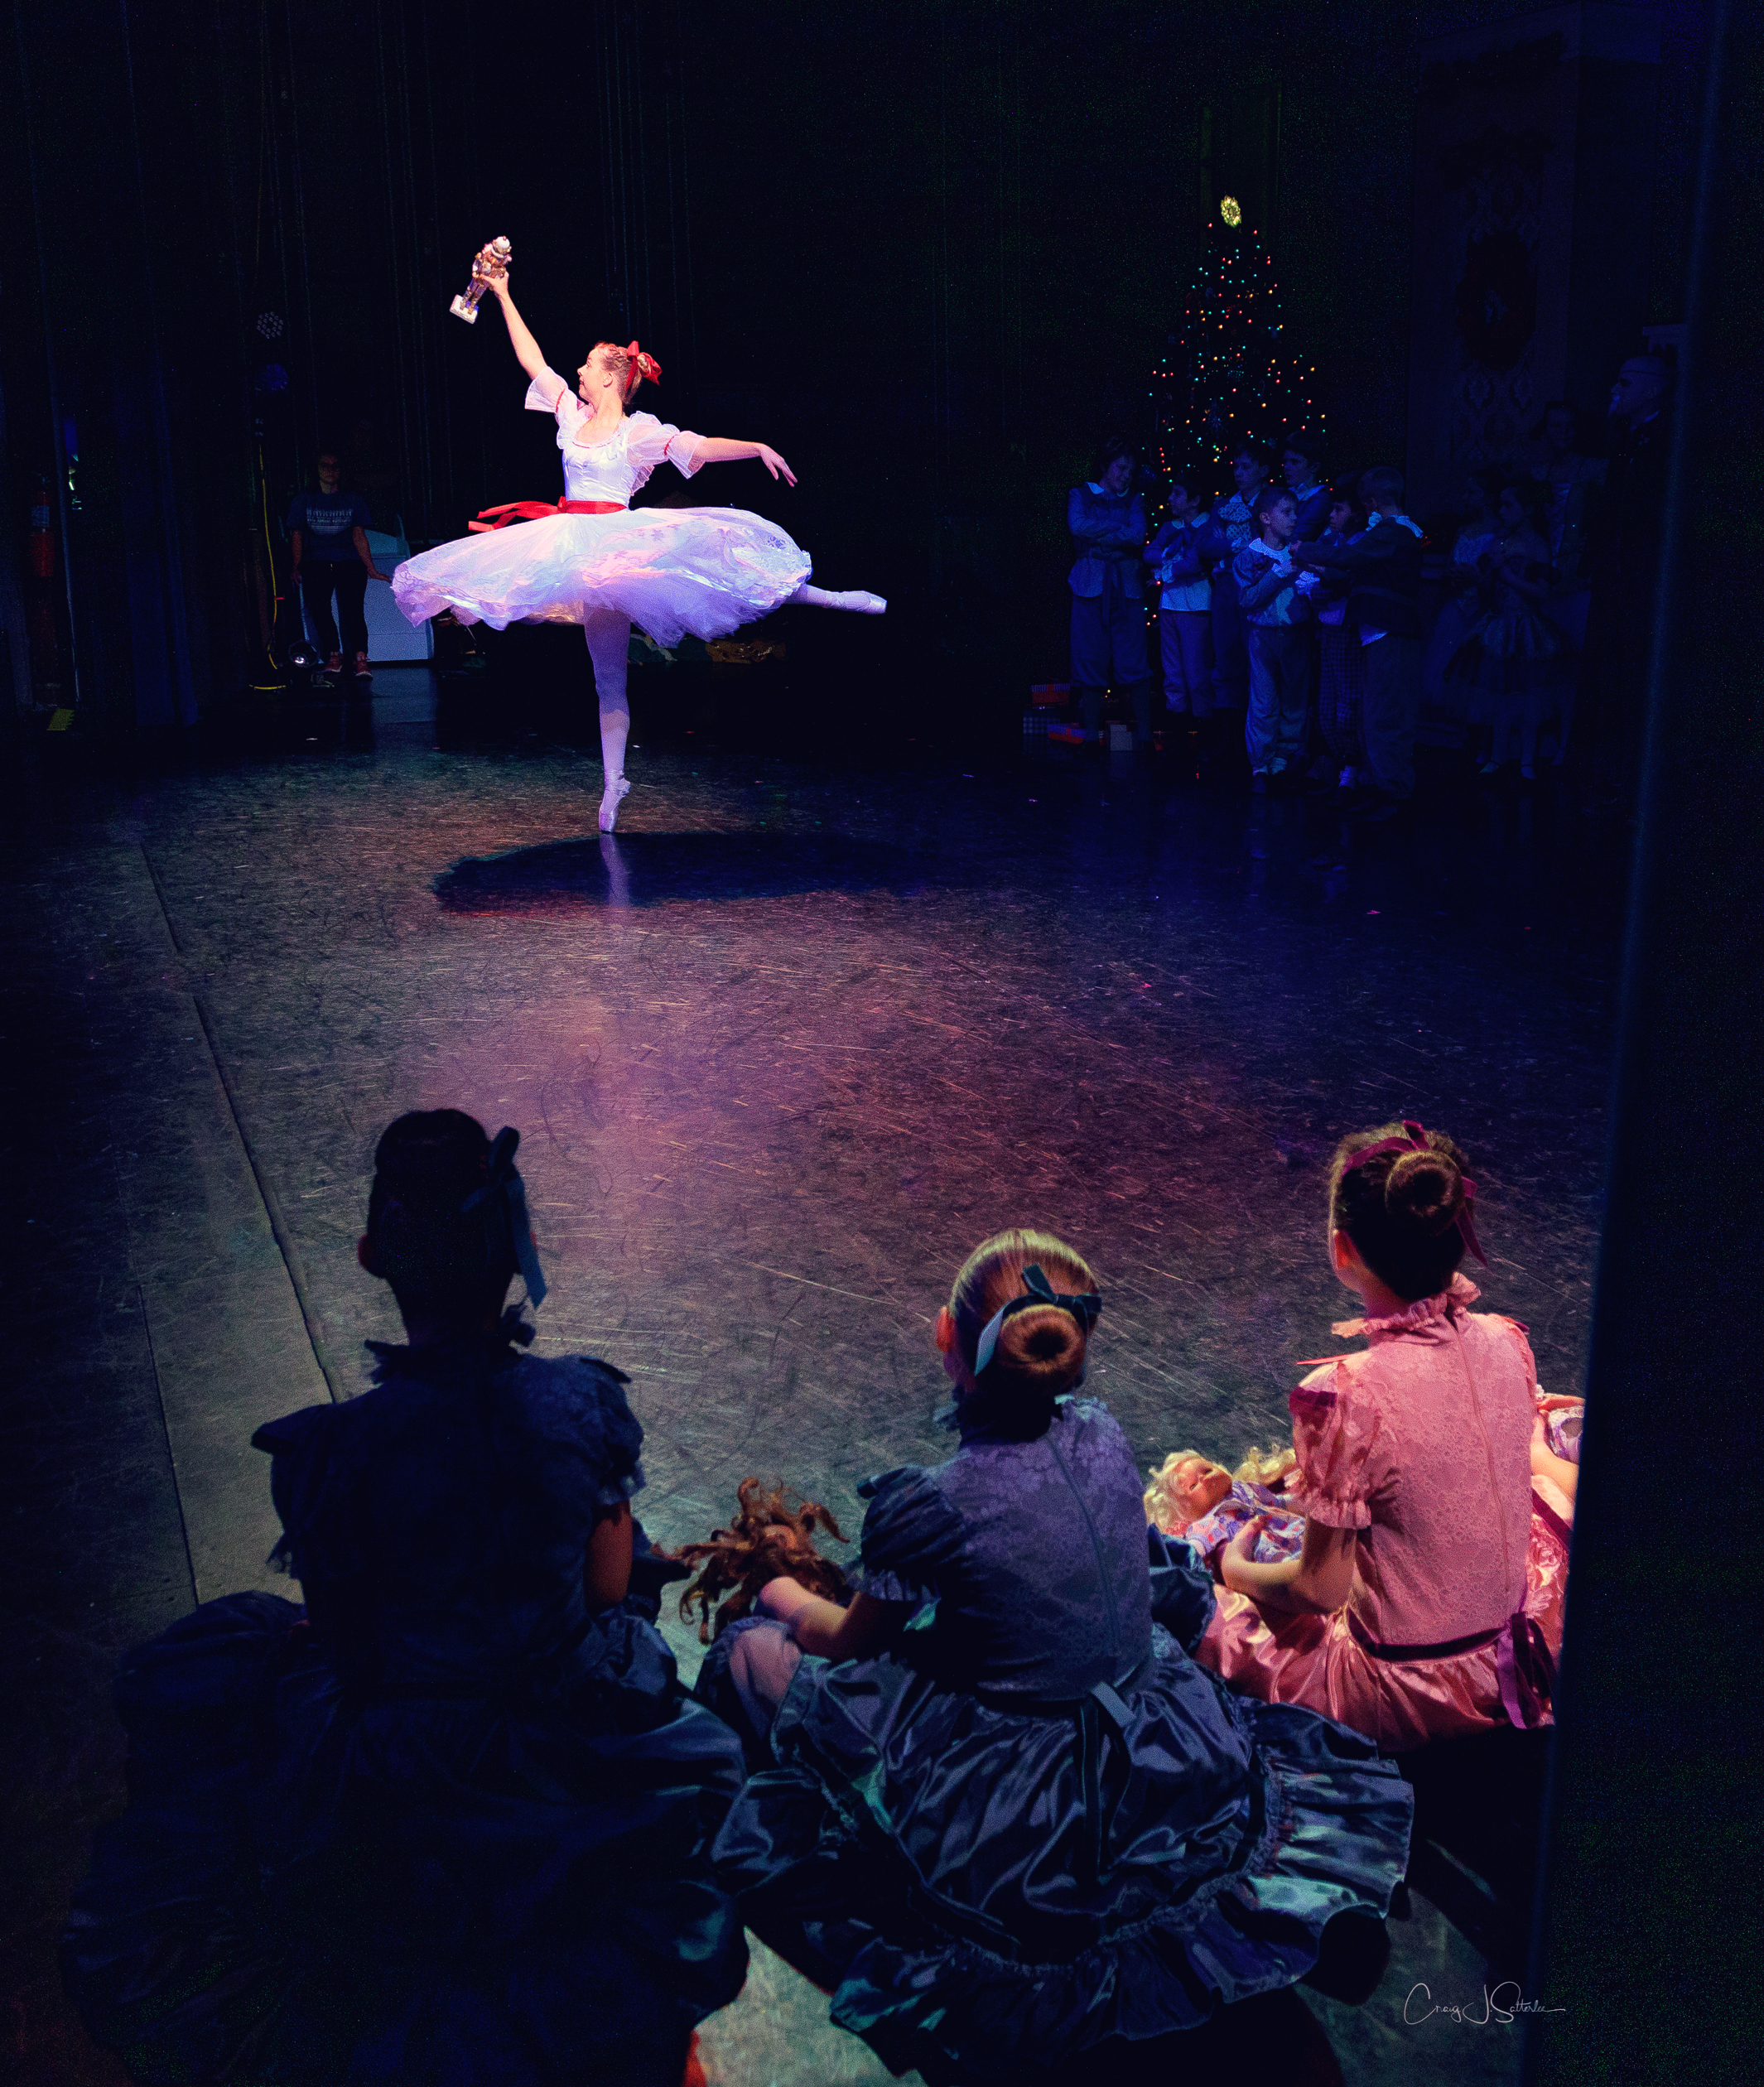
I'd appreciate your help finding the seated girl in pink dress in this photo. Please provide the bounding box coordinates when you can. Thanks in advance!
[1153,1405,1579,1641]
[1194,1121,1565,1752]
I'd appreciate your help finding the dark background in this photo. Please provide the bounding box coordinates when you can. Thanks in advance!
[2,9,1762,2084]
[0,0,1717,734]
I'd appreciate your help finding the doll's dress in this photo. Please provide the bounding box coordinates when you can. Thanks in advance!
[1177,1477,1308,1569]
[707,1395,1411,2085]
[392,369,812,647]
[61,1334,748,2087]
[1196,1276,1567,1754]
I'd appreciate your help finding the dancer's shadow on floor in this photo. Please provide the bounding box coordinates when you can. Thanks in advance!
[434,830,956,912]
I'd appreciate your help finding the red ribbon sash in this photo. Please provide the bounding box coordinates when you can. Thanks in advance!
[468,499,624,533]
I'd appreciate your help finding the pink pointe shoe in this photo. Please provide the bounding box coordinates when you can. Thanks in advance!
[599,776,631,833]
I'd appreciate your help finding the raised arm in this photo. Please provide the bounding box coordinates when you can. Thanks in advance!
[689,436,797,486]
[488,274,550,388]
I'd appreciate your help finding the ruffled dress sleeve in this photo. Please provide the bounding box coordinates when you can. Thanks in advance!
[622,409,706,485]
[1284,1361,1386,1530]
[1495,1313,1541,1396]
[507,1354,647,1515]
[523,364,576,421]
[251,1400,343,1579]
[855,1465,966,1605]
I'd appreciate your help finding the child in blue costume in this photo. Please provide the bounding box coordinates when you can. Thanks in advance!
[701,1229,1413,2086]
[62,1111,747,2087]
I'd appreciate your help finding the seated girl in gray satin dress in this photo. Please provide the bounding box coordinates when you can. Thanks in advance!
[697,1227,1415,2086]
[62,1111,747,2087]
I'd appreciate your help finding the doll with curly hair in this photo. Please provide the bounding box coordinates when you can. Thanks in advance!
[677,1480,852,1644]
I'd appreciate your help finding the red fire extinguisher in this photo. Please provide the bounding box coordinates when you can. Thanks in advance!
[28,478,54,580]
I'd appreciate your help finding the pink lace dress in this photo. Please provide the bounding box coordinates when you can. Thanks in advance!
[1195,1275,1568,1752]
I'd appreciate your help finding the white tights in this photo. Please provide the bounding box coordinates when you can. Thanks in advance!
[586,584,880,788]
[584,609,630,787]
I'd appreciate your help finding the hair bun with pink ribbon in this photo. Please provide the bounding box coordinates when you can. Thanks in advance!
[1342,1121,1487,1267]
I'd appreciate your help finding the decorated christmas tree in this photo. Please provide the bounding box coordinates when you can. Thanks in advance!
[1153,199,1323,486]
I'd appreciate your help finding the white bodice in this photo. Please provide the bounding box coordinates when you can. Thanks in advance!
[523,367,705,506]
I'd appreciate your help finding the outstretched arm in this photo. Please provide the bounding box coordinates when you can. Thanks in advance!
[692,436,797,486]
[489,275,550,388]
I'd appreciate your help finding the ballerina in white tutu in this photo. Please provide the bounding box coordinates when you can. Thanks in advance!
[394,258,884,830]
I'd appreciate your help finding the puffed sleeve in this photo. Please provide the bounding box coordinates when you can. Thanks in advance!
[1284,1361,1384,1530]
[507,1354,647,1514]
[1495,1314,1541,1396]
[623,410,706,479]
[523,364,574,417]
[251,1401,340,1578]
[855,1465,966,1604]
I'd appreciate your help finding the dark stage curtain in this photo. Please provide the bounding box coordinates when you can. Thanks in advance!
[10,0,245,727]
[1526,3,1763,2078]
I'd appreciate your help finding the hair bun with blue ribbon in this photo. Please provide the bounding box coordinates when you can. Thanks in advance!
[461,1125,548,1313]
[972,1263,1101,1378]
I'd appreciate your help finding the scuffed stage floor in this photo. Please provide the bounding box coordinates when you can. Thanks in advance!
[2,662,1619,2085]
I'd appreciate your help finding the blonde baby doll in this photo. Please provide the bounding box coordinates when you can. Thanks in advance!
[1145,1442,1306,1572]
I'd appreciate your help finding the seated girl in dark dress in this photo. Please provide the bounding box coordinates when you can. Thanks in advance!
[701,1228,1414,2086]
[62,1110,748,2087]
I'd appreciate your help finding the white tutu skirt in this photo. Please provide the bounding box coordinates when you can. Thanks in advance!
[393,508,812,648]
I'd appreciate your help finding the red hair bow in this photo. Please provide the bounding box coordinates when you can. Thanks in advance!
[625,339,662,385]
[1342,1121,1487,1267]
